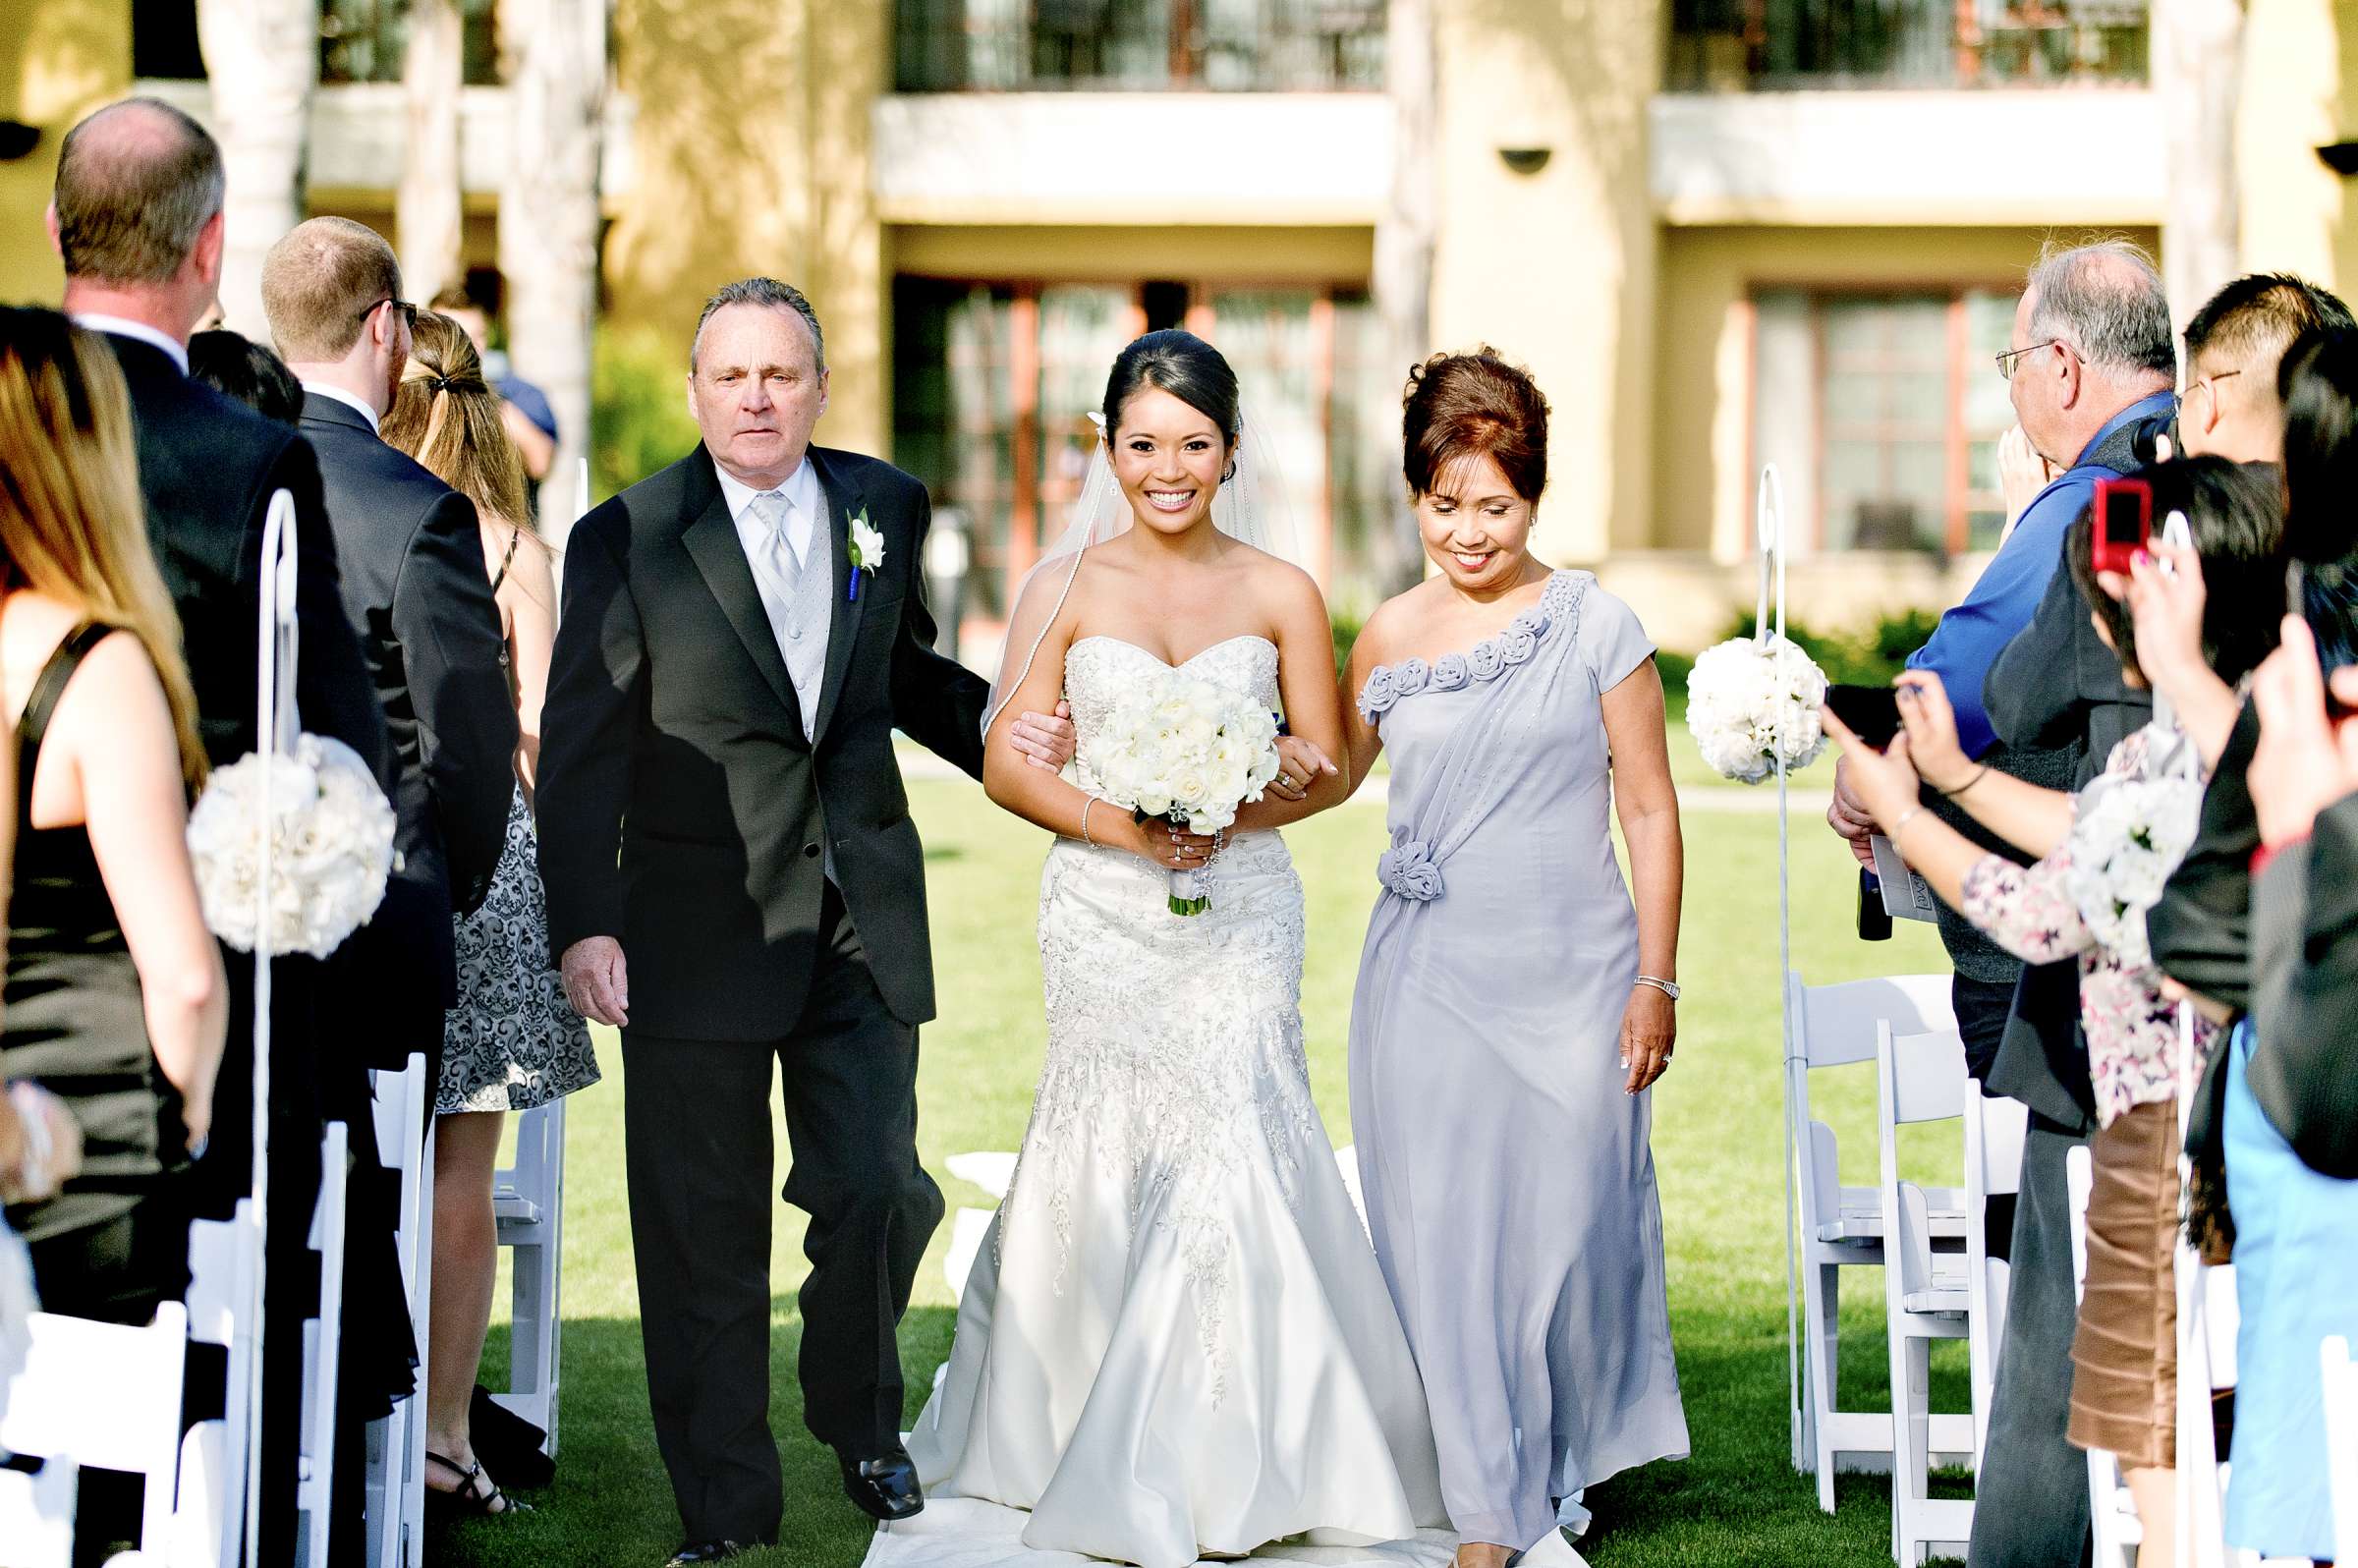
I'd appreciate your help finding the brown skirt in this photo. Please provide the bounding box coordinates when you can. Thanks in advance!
[2067,1097,2180,1470]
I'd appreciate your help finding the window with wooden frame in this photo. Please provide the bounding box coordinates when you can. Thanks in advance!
[1752,286,2017,555]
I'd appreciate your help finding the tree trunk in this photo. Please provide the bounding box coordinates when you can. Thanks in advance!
[197,0,319,341]
[499,0,605,540]
[399,0,466,304]
[2154,0,2246,344]
[1370,0,1434,590]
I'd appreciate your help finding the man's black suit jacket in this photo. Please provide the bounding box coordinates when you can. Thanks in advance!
[103,333,395,1193]
[300,391,517,1056]
[537,444,988,1040]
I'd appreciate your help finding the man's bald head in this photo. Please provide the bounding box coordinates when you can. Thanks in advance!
[53,97,225,285]
[261,217,404,364]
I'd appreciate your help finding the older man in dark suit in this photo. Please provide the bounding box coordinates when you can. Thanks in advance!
[537,278,1075,1566]
[259,217,518,1080]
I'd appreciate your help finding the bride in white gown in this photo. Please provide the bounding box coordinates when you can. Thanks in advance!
[888,331,1446,1568]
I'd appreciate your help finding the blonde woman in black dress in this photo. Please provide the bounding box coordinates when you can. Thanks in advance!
[384,309,598,1514]
[0,308,225,1324]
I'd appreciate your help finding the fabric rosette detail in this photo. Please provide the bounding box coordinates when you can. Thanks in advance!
[1498,619,1543,667]
[186,732,400,957]
[1429,652,1471,693]
[1076,667,1283,916]
[1356,664,1402,720]
[1683,633,1829,785]
[1376,837,1444,903]
[1468,640,1508,681]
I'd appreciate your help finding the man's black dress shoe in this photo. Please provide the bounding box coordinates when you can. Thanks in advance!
[663,1540,752,1566]
[839,1448,925,1521]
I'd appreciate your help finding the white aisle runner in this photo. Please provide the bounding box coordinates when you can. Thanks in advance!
[887,1152,1590,1568]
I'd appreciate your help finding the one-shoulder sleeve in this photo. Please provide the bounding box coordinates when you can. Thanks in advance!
[1580,583,1657,693]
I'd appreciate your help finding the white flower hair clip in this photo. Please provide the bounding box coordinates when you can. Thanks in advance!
[1086,410,1108,440]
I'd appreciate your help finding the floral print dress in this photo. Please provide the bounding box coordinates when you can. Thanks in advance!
[1958,723,2217,1126]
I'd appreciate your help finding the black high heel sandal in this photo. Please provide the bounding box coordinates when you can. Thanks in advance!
[426,1450,528,1518]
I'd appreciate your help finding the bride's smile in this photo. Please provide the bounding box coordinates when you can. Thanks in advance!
[1111,384,1227,536]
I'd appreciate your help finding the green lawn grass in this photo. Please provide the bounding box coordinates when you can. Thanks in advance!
[437,779,1966,1568]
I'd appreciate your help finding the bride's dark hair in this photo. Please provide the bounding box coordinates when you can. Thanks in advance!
[1102,329,1240,449]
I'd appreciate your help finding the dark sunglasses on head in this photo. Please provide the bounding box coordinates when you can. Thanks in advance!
[356,297,418,332]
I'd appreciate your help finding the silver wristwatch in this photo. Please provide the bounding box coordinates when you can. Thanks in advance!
[1634,975,1681,1001]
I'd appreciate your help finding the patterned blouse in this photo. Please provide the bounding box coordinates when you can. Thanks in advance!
[1959,726,2219,1128]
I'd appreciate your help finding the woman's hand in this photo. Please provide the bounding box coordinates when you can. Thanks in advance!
[1619,984,1675,1094]
[1127,813,1219,871]
[2112,543,2208,694]
[1892,671,1971,792]
[0,1081,84,1204]
[1264,734,1340,803]
[1820,704,1924,833]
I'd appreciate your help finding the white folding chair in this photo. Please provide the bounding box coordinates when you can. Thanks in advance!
[1963,1081,2028,1468]
[0,1449,77,1568]
[0,1303,191,1558]
[2325,1333,2356,1563]
[363,1054,434,1568]
[173,1201,258,1568]
[2067,1143,2143,1568]
[1787,971,1967,1510]
[297,1119,351,1567]
[1880,1025,1978,1563]
[491,1096,567,1457]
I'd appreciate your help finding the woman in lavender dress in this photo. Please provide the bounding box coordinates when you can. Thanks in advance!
[1339,351,1689,1568]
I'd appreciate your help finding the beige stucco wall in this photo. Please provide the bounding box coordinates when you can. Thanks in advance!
[1429,0,1660,569]
[0,0,131,306]
[603,0,890,454]
[2241,0,2347,287]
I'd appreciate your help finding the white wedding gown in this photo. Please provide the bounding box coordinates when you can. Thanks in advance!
[877,636,1451,1568]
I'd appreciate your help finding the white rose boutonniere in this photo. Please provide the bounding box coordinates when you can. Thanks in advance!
[847,511,886,602]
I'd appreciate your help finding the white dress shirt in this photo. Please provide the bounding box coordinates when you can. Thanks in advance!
[71,313,190,375]
[300,380,383,436]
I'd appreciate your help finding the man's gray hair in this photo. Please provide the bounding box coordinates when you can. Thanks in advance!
[692,278,826,374]
[2026,239,2176,379]
[53,97,226,285]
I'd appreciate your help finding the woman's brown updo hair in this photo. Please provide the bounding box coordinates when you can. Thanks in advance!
[1401,348,1549,503]
[382,309,530,528]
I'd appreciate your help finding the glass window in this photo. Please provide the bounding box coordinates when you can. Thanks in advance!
[1752,286,2024,555]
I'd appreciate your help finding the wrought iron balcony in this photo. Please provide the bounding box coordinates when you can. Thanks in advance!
[894,0,1386,93]
[1666,0,2148,91]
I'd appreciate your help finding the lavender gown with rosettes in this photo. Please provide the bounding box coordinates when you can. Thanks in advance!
[1350,569,1689,1553]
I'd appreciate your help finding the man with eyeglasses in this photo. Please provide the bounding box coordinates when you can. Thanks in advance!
[260,216,517,1108]
[1827,239,2177,1568]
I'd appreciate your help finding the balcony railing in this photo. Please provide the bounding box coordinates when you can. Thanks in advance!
[1665,0,2148,91]
[894,0,1386,92]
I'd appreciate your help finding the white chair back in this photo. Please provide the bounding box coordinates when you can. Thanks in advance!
[363,1055,434,1568]
[2325,1333,2357,1563]
[1962,1086,2028,1466]
[0,1303,192,1553]
[179,1202,258,1567]
[1879,1026,1977,1564]
[1784,971,1957,1512]
[491,1096,569,1457]
[297,1119,350,1566]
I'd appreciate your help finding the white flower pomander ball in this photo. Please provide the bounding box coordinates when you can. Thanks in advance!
[187,733,400,958]
[1685,634,1830,785]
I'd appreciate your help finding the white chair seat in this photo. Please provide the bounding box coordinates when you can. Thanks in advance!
[1818,1186,1968,1244]
[1901,1287,1972,1317]
[492,1186,544,1228]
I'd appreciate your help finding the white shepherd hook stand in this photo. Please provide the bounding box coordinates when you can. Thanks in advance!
[244,489,301,1567]
[1753,466,1812,1474]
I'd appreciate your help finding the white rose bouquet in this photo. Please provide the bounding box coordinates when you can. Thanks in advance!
[1081,669,1282,915]
[2065,768,2205,970]
[1685,634,1830,785]
[186,733,401,958]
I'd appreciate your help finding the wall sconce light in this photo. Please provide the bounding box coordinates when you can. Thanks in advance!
[0,121,38,161]
[1498,146,1551,176]
[2319,141,2358,176]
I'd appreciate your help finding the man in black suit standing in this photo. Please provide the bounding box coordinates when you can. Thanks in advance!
[48,98,398,1560]
[259,216,518,1084]
[537,278,1073,1566]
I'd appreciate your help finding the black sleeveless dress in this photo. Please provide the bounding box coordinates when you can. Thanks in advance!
[2,622,189,1322]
